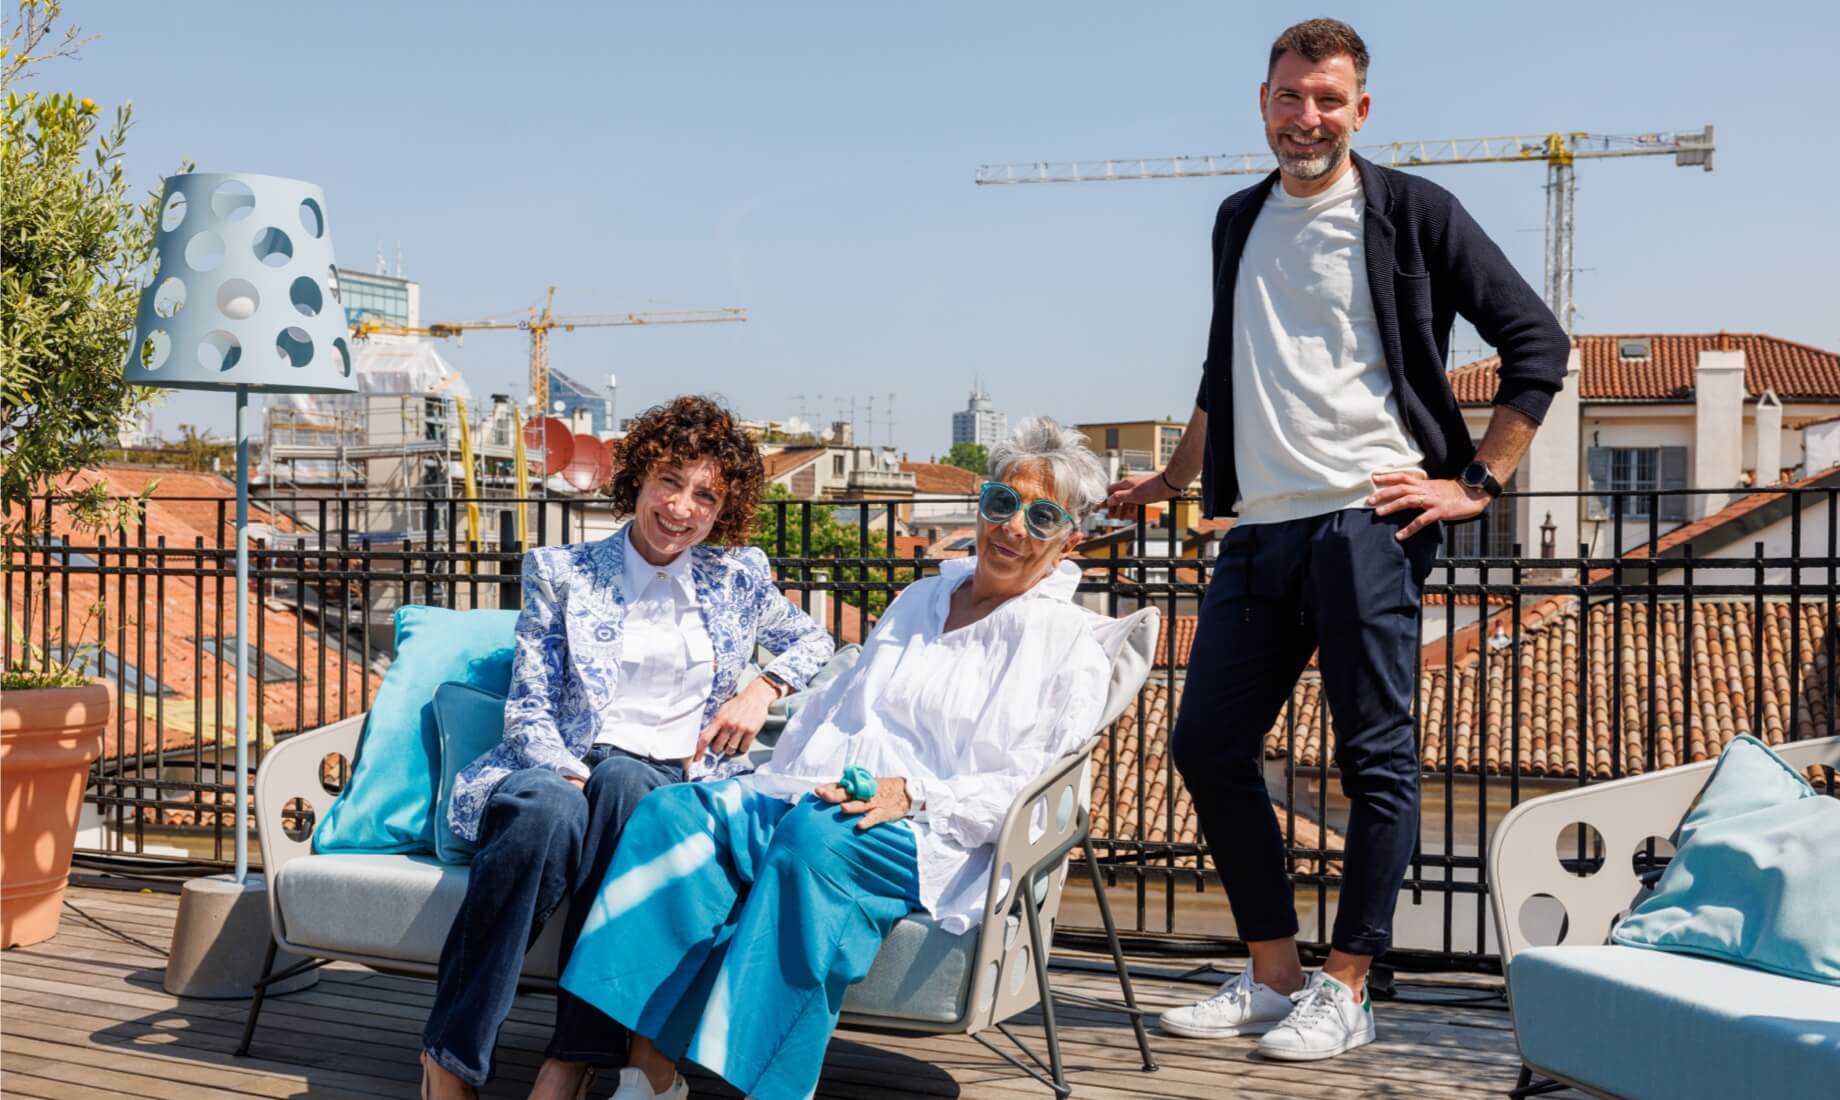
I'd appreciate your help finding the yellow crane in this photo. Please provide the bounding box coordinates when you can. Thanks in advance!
[351,290,747,413]
[975,128,1714,333]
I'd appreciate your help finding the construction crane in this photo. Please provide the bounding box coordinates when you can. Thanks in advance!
[975,128,1715,334]
[351,289,747,412]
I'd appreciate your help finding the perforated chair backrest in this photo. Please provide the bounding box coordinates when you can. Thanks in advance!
[957,606,1160,1033]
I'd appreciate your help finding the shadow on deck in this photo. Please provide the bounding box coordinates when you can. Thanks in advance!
[0,881,1588,1099]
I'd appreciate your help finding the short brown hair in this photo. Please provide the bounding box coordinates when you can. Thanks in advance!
[1267,18,1369,88]
[608,395,764,545]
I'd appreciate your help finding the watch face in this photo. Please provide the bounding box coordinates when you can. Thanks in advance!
[1462,462,1488,488]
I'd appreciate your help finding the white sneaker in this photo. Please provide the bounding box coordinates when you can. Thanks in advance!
[1256,972,1376,1061]
[1157,964,1297,1039]
[609,1067,688,1100]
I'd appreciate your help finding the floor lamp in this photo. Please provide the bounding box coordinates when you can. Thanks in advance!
[121,172,357,997]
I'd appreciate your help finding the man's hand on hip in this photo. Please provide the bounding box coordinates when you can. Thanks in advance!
[1104,472,1178,518]
[1368,470,1489,541]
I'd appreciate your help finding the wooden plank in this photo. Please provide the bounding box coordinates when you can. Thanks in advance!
[13,883,1588,1100]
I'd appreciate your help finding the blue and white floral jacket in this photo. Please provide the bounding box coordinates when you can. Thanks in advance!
[448,526,833,842]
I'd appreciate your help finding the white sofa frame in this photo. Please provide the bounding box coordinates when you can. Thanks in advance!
[1486,735,1840,1099]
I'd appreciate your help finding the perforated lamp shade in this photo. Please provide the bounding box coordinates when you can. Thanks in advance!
[124,172,356,394]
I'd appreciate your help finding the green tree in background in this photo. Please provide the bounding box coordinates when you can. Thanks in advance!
[0,0,181,546]
[943,441,987,475]
[751,484,918,620]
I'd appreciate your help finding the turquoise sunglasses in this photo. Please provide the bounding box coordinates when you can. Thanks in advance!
[978,481,1075,540]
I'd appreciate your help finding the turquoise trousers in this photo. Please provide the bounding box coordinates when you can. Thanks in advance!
[560,780,922,1100]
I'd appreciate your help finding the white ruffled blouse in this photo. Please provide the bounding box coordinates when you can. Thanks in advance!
[741,556,1109,933]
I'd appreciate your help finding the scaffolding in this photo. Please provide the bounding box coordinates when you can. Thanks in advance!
[261,338,527,546]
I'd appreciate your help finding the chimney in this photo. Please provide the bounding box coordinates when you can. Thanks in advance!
[1693,347,1747,518]
[1805,419,1840,475]
[831,420,853,446]
[1519,347,1581,566]
[1754,390,1783,486]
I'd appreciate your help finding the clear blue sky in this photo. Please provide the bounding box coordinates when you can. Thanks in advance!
[51,1,1840,458]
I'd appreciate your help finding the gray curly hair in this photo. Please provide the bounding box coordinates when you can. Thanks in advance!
[986,416,1110,522]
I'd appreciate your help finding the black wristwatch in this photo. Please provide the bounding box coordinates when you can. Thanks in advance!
[758,670,793,699]
[1460,461,1503,499]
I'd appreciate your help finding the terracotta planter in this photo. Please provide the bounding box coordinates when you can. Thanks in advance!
[1,683,109,947]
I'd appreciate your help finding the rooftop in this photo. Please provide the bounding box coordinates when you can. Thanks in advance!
[1450,332,1840,403]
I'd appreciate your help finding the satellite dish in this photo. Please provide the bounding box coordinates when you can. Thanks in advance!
[560,433,605,492]
[589,437,615,490]
[522,416,574,476]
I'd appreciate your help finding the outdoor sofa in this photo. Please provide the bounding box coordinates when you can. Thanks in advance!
[237,605,1163,1097]
[1489,734,1840,1099]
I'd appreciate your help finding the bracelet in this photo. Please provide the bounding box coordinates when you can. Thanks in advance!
[1159,469,1180,493]
[759,670,792,699]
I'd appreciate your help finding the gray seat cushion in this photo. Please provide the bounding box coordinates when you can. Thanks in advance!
[276,853,568,979]
[277,850,996,1021]
[1511,945,1840,1100]
[842,913,1012,1025]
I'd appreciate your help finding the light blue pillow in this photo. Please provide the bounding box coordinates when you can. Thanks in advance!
[312,606,520,854]
[1612,735,1840,985]
[430,682,510,864]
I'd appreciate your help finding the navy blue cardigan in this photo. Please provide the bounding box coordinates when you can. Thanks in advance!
[1195,153,1569,519]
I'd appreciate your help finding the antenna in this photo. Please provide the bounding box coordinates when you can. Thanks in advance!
[394,240,404,278]
[375,241,387,275]
[887,392,895,451]
[866,394,876,448]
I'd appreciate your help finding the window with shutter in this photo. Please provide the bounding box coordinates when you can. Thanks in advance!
[1659,447,1689,522]
[1586,447,1613,519]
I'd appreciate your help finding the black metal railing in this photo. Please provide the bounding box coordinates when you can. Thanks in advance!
[5,485,1837,971]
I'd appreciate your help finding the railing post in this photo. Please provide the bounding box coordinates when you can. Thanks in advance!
[499,509,522,610]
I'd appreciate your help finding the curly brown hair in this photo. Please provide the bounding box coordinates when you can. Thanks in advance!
[609,395,764,545]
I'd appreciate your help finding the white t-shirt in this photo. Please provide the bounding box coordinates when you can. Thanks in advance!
[1229,168,1425,525]
[593,527,716,760]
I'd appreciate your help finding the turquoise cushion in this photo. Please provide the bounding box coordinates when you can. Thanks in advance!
[430,683,510,864]
[1612,734,1840,985]
[1511,945,1840,1100]
[312,606,519,854]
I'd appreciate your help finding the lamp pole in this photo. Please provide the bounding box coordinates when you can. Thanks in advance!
[233,386,251,882]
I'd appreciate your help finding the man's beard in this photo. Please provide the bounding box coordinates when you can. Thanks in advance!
[1268,127,1351,181]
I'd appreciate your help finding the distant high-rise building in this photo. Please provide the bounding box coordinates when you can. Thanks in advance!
[951,387,1006,448]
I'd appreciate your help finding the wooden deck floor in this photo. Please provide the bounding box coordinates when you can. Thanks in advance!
[1,880,1584,1099]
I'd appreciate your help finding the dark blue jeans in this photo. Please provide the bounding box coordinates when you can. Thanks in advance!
[1171,508,1439,957]
[423,746,685,1086]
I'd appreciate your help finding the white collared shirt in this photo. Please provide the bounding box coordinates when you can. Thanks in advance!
[741,557,1109,933]
[594,527,715,760]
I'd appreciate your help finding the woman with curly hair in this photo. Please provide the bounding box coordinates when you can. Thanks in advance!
[422,395,834,1100]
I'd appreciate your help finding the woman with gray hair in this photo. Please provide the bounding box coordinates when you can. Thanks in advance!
[559,418,1113,1100]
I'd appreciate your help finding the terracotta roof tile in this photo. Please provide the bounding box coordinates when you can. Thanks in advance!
[899,462,979,496]
[1115,598,1833,783]
[762,447,824,479]
[1152,616,1198,668]
[9,467,385,766]
[1450,333,1840,403]
[1083,680,1345,873]
[1340,597,1833,780]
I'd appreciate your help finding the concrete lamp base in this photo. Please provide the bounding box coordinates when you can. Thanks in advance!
[164,874,318,999]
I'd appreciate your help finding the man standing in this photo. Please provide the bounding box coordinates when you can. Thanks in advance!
[1105,19,1567,1061]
